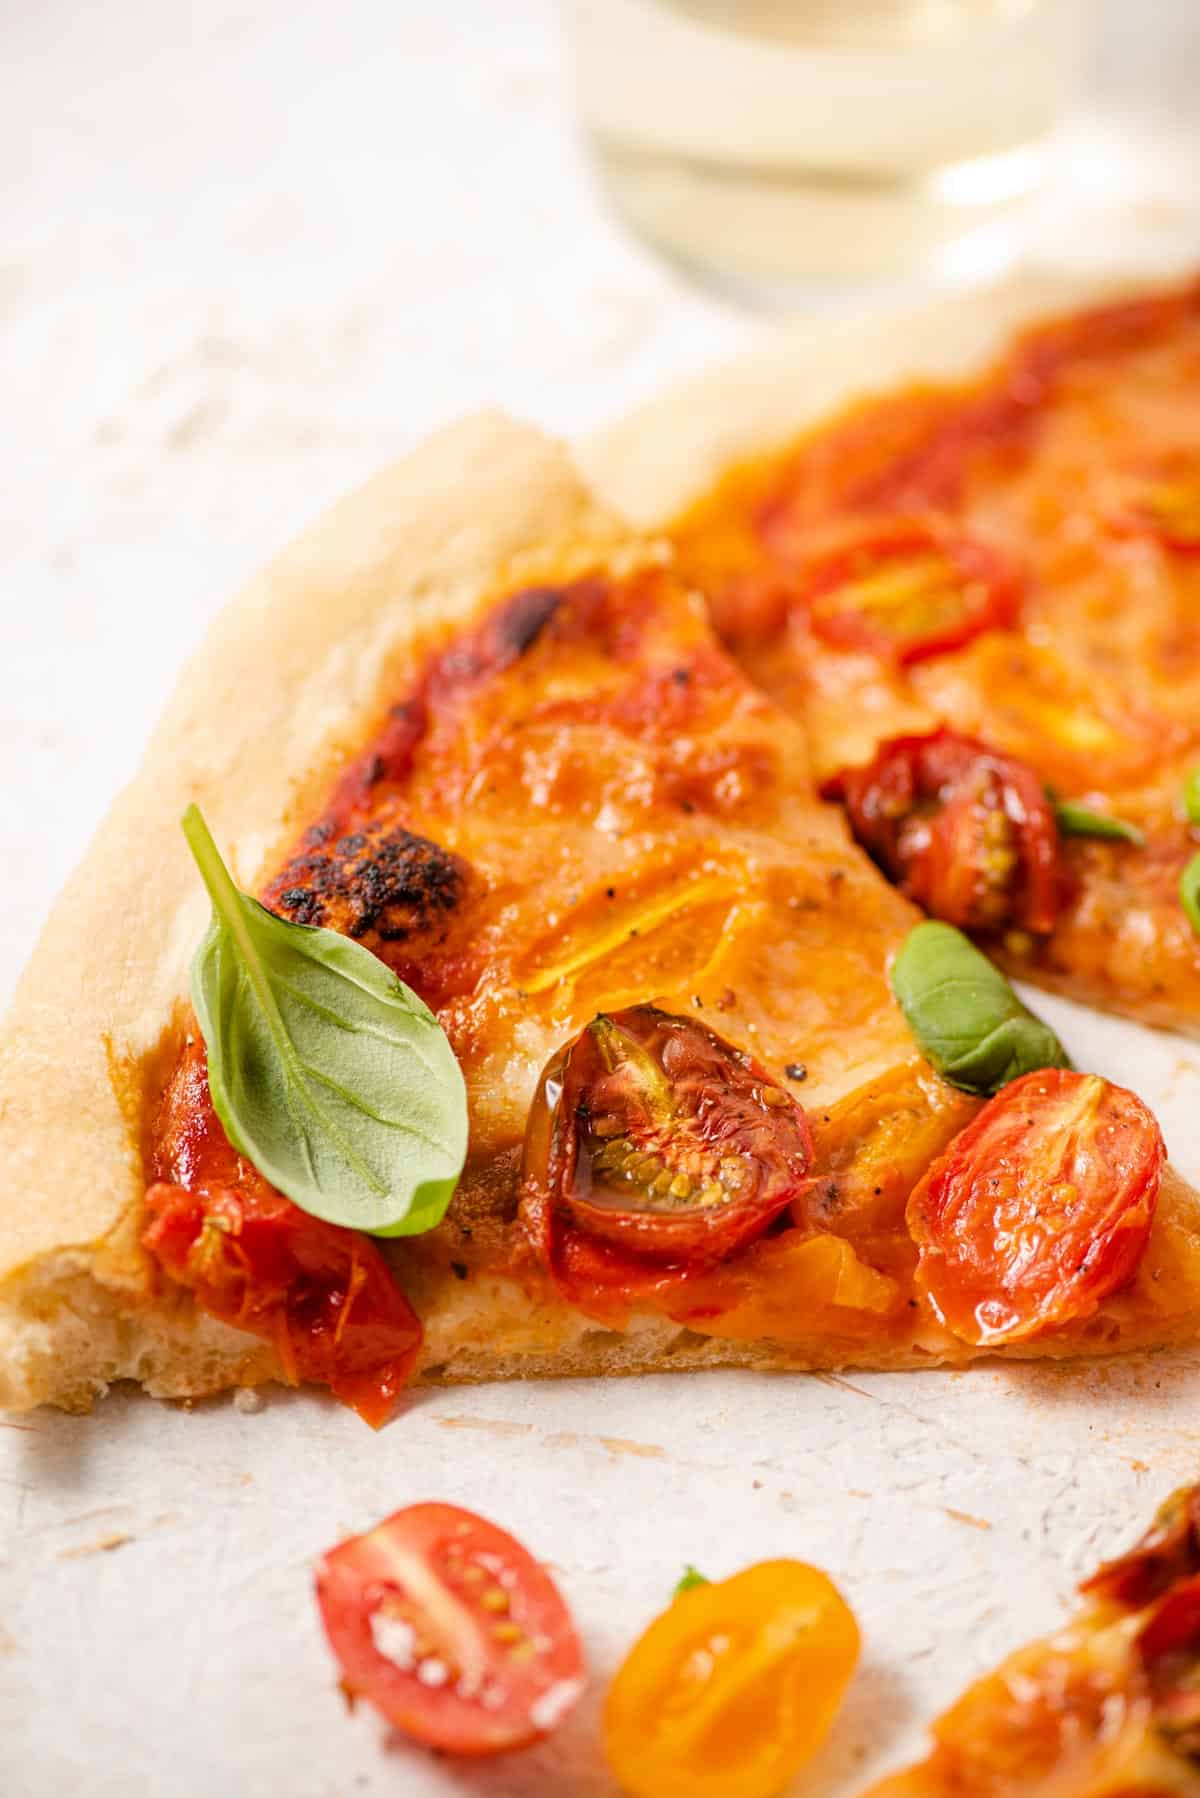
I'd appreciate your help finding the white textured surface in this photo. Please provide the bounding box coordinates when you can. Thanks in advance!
[3,5,1200,1796]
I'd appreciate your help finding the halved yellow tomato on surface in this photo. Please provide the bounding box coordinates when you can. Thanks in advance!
[603,1560,860,1798]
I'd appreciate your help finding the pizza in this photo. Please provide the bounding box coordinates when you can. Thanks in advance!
[586,274,1200,1036]
[2,296,1200,1428]
[865,1481,1200,1796]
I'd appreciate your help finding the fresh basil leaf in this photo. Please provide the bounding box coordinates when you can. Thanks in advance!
[1181,853,1200,940]
[1054,799,1144,846]
[182,805,467,1237]
[890,920,1070,1096]
[674,1566,709,1598]
[1183,768,1200,827]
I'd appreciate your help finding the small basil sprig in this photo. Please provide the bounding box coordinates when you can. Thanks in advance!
[1178,774,1200,939]
[182,805,467,1236]
[890,921,1069,1096]
[1180,856,1200,941]
[674,1566,709,1598]
[1053,799,1144,846]
[1182,768,1200,827]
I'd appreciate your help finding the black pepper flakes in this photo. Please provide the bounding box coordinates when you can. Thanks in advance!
[784,1063,808,1083]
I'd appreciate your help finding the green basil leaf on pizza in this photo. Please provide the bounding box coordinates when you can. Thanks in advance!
[890,920,1070,1096]
[181,804,467,1236]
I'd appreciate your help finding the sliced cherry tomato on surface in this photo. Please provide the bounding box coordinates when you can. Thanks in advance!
[315,1502,585,1757]
[773,518,1020,665]
[1082,1485,1200,1611]
[823,729,1063,935]
[907,1069,1164,1346]
[603,1559,859,1798]
[144,1041,421,1428]
[520,1006,812,1297]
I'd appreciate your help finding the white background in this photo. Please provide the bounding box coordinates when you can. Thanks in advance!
[3,4,1200,1795]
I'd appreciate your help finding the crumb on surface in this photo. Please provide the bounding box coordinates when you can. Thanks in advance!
[58,1531,134,1560]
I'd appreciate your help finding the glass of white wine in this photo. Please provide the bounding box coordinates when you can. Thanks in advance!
[566,0,1096,299]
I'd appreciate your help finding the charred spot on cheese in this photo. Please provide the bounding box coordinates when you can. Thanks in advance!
[495,585,564,659]
[432,585,565,689]
[266,814,464,943]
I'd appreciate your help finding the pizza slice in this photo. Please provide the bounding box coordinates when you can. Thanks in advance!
[865,1481,1200,1797]
[2,412,1199,1426]
[583,274,1200,1037]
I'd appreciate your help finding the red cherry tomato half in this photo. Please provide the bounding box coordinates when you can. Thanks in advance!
[783,519,1020,664]
[315,1502,585,1757]
[822,729,1062,935]
[520,1006,812,1279]
[907,1069,1163,1346]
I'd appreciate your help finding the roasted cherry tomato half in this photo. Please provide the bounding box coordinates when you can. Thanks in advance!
[779,518,1020,665]
[315,1502,585,1757]
[143,1181,422,1428]
[521,1005,812,1269]
[823,729,1062,935]
[907,1069,1164,1346]
[604,1560,859,1798]
[145,1041,422,1428]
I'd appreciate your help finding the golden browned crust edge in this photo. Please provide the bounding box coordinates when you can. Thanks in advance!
[5,1238,1193,1419]
[576,267,1164,527]
[0,412,634,1410]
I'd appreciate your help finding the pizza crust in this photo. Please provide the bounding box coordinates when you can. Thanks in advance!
[576,268,1148,526]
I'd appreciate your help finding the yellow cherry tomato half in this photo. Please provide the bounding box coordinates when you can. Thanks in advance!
[603,1560,860,1798]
